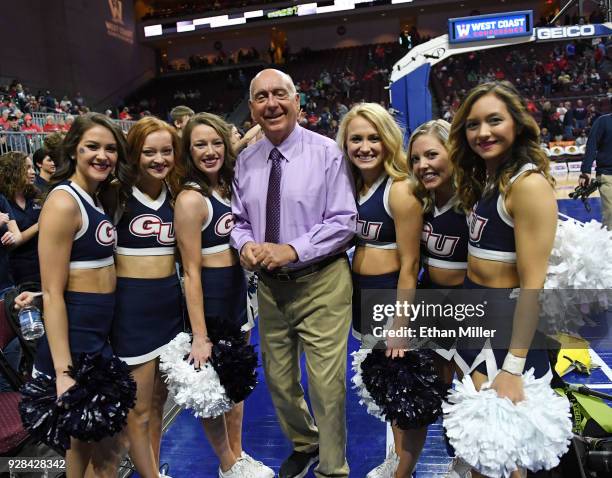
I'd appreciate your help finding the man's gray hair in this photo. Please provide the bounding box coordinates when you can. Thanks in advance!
[249,69,297,101]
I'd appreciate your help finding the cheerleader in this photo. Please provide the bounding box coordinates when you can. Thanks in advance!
[337,103,423,478]
[449,81,557,478]
[174,113,273,478]
[0,152,42,284]
[33,113,128,476]
[107,117,183,478]
[407,119,468,378]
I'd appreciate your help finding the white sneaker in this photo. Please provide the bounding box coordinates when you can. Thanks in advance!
[219,459,249,478]
[366,449,399,478]
[445,457,472,478]
[240,452,275,478]
[159,463,172,478]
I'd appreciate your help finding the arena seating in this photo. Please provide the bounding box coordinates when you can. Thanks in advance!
[0,299,30,455]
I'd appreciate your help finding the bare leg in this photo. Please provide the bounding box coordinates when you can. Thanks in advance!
[225,403,244,458]
[224,329,251,457]
[150,360,168,466]
[124,360,159,478]
[394,425,427,478]
[67,439,92,478]
[391,425,402,454]
[201,415,238,472]
[86,435,127,478]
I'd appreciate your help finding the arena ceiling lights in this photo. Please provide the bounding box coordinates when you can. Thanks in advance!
[143,0,414,38]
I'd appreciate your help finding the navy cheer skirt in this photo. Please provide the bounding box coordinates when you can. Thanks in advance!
[454,276,550,380]
[201,264,247,329]
[35,291,115,377]
[112,274,184,365]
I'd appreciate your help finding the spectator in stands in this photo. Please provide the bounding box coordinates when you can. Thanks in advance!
[105,109,113,118]
[588,103,601,127]
[73,92,85,108]
[556,101,567,122]
[170,105,195,138]
[43,90,56,112]
[21,114,41,133]
[540,127,551,146]
[4,113,29,153]
[573,99,587,131]
[0,152,41,284]
[42,115,61,133]
[0,109,10,129]
[119,106,133,121]
[63,114,74,132]
[305,98,317,114]
[33,147,55,192]
[335,101,348,120]
[0,195,21,297]
[563,100,575,139]
[60,96,72,111]
[575,130,587,147]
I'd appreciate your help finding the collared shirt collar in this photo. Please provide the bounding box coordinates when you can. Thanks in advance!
[262,124,303,163]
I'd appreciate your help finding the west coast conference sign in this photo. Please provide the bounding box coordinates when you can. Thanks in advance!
[448,11,533,44]
[448,10,612,44]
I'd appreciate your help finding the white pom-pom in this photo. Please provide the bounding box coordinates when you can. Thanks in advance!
[541,218,612,333]
[547,218,612,290]
[443,370,573,477]
[350,349,385,422]
[159,333,233,418]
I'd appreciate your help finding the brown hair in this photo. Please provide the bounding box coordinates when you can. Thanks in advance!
[52,112,128,208]
[0,151,38,200]
[176,112,235,200]
[448,81,554,211]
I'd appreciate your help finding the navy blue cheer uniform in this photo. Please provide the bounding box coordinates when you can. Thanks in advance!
[352,175,399,339]
[0,195,15,293]
[34,181,117,377]
[455,164,550,379]
[8,195,42,284]
[111,185,183,365]
[419,198,469,359]
[194,184,248,329]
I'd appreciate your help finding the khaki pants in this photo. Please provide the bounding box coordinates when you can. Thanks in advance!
[598,174,612,231]
[258,258,352,478]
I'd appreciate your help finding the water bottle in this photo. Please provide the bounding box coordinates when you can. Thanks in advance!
[18,305,45,341]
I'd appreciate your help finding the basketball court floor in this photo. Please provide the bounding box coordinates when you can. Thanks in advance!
[134,173,611,478]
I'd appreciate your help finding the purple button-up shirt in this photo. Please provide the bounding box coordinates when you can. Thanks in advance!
[230,125,356,268]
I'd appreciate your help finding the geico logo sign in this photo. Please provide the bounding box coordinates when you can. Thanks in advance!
[536,25,595,40]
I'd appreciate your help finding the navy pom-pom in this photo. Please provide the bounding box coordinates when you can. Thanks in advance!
[360,349,448,430]
[19,354,136,451]
[19,374,70,451]
[206,317,258,404]
[62,354,136,442]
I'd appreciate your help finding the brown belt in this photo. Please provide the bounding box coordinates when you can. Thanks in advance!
[258,253,346,282]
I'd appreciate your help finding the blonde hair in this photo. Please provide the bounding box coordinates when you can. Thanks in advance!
[407,119,454,213]
[448,81,554,211]
[336,102,408,194]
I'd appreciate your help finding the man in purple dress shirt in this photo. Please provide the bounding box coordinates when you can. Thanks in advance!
[230,69,356,478]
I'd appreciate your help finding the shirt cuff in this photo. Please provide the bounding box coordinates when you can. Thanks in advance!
[287,235,312,263]
[232,234,255,256]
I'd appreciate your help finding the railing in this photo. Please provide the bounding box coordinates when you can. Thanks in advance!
[114,119,137,132]
[29,112,136,133]
[0,131,50,155]
[30,112,69,129]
